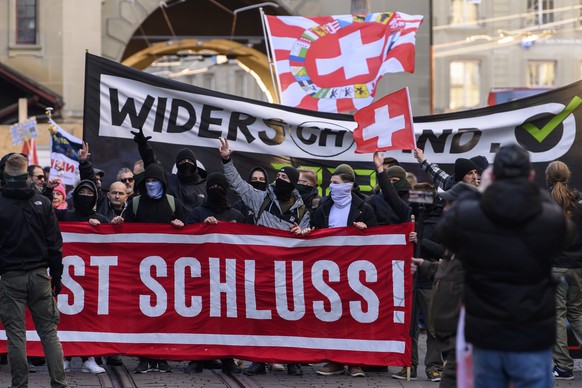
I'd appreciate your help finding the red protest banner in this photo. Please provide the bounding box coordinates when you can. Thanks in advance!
[1,222,413,366]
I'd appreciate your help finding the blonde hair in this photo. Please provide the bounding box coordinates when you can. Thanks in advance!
[546,160,575,217]
[297,168,318,186]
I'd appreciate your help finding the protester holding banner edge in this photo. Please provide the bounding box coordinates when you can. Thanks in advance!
[219,136,307,376]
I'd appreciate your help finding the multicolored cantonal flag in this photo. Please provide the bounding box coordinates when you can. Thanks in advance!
[264,12,423,113]
[353,87,415,153]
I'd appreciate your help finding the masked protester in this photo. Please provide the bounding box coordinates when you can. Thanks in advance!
[233,166,269,224]
[55,180,108,225]
[219,137,308,376]
[183,172,245,374]
[131,128,206,214]
[311,163,377,378]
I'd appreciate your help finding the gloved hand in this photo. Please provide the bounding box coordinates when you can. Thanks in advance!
[51,277,62,296]
[130,127,152,145]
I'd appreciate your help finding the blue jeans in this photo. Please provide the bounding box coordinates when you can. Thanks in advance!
[473,347,553,388]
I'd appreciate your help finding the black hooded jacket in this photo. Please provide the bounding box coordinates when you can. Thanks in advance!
[138,142,205,214]
[124,163,185,224]
[0,179,63,278]
[56,180,109,224]
[435,178,568,351]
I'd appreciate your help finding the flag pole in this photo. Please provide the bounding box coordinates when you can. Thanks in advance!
[260,7,281,104]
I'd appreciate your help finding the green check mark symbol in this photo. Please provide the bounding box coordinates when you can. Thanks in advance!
[521,96,582,143]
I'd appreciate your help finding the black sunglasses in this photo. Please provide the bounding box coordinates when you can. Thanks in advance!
[120,178,134,183]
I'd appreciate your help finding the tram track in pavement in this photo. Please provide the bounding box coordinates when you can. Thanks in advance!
[101,364,138,388]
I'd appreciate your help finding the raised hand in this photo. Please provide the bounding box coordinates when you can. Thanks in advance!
[78,142,90,162]
[130,127,152,145]
[219,137,233,160]
[373,151,384,172]
[413,147,426,163]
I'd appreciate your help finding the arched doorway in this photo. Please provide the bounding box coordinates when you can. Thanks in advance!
[122,38,277,102]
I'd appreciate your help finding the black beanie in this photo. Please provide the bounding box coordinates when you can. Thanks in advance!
[493,144,531,180]
[470,155,489,175]
[454,158,478,182]
[176,148,196,165]
[206,172,228,190]
[279,166,299,187]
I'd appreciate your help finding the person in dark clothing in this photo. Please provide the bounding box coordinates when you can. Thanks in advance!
[184,172,244,375]
[54,179,108,373]
[413,181,478,388]
[434,144,570,388]
[312,163,376,378]
[112,162,184,374]
[232,166,269,225]
[131,128,206,214]
[369,153,412,225]
[296,168,321,219]
[413,148,482,190]
[56,180,109,225]
[187,172,245,225]
[118,163,186,227]
[96,181,128,222]
[0,153,68,388]
[545,160,582,380]
[311,164,377,230]
[368,152,442,381]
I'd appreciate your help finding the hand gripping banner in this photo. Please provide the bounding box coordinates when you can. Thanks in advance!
[0,222,413,366]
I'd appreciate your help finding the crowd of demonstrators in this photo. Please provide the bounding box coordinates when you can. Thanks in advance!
[8,136,582,386]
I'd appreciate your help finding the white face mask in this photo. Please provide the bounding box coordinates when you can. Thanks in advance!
[145,180,164,199]
[329,182,353,208]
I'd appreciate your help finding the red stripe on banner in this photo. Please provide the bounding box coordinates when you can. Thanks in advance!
[2,223,413,366]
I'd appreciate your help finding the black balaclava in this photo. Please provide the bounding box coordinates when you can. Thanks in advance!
[248,167,269,191]
[206,172,229,209]
[274,166,299,201]
[74,180,98,216]
[176,148,199,182]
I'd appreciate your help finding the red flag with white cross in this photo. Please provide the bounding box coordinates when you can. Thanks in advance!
[264,12,423,113]
[353,87,415,153]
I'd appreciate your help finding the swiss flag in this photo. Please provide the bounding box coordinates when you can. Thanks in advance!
[353,87,415,153]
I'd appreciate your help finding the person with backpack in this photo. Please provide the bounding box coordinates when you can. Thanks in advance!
[218,137,308,376]
[111,162,185,374]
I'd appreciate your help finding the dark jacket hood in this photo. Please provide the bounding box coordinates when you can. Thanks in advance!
[73,179,99,212]
[481,178,542,227]
[140,163,167,194]
[247,166,269,183]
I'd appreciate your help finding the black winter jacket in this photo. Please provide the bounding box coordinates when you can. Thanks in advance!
[0,182,63,278]
[124,164,185,224]
[435,178,568,352]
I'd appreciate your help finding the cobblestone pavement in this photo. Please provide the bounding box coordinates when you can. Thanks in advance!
[0,335,581,387]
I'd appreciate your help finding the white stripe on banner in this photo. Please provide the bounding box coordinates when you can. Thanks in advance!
[62,232,406,248]
[3,331,404,353]
[62,232,406,247]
